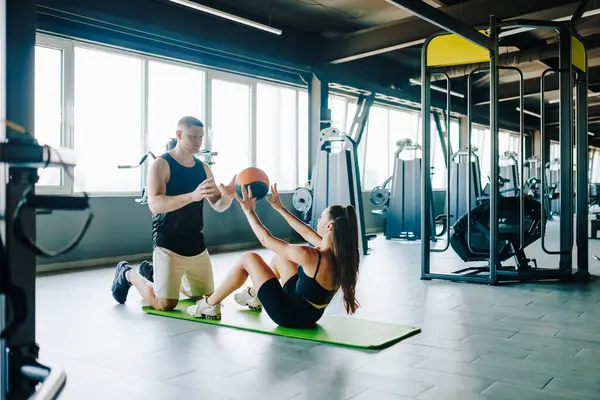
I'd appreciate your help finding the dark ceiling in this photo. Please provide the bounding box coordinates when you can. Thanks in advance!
[174,0,600,145]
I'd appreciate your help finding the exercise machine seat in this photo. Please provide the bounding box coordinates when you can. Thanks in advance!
[450,196,546,263]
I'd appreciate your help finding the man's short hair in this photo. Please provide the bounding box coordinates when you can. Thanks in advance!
[177,116,204,130]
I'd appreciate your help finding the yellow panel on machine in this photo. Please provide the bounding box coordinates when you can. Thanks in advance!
[427,32,489,67]
[572,35,587,72]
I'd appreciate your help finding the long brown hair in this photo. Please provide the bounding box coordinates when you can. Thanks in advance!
[328,205,360,314]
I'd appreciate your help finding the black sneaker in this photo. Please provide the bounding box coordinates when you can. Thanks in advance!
[139,260,154,283]
[111,261,132,304]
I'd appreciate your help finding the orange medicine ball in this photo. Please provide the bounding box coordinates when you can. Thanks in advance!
[235,167,270,200]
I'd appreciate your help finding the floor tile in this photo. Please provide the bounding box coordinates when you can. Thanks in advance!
[34,235,600,400]
[483,382,585,400]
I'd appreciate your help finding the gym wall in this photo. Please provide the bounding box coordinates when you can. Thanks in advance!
[36,194,302,270]
[37,192,386,270]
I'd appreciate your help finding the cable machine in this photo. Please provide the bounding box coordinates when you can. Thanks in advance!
[292,93,375,255]
[389,1,589,284]
[0,2,97,397]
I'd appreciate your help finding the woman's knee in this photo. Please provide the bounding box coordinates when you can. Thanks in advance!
[242,251,263,263]
[270,253,285,265]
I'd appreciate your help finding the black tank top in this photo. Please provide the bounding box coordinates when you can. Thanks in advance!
[152,153,207,256]
[296,250,337,307]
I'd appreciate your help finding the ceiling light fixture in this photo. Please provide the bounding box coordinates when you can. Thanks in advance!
[169,0,282,35]
[549,92,600,104]
[500,8,600,37]
[516,107,541,118]
[409,78,465,99]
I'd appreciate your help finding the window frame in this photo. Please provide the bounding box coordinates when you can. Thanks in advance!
[70,42,147,196]
[206,69,255,186]
[144,57,207,188]
[254,80,303,192]
[35,34,74,195]
[36,34,217,196]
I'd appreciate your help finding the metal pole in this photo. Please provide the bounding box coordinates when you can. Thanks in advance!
[466,68,489,255]
[540,68,564,255]
[489,15,499,284]
[0,0,5,396]
[307,74,321,182]
[3,1,38,397]
[430,73,451,251]
[497,66,525,251]
[387,0,495,50]
[421,37,432,278]
[576,72,589,276]
[433,112,448,167]
[559,26,574,273]
[518,68,525,251]
[0,294,6,400]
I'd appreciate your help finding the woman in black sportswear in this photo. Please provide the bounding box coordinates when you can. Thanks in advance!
[188,184,361,328]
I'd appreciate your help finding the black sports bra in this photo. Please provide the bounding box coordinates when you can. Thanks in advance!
[295,250,337,308]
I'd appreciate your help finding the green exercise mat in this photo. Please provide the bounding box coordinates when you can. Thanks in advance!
[142,299,420,349]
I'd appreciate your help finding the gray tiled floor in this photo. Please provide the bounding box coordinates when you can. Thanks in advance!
[37,221,600,400]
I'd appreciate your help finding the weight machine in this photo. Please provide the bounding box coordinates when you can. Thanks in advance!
[370,139,439,241]
[0,128,88,400]
[522,156,556,221]
[448,146,483,226]
[388,0,590,283]
[292,93,375,255]
[546,158,561,217]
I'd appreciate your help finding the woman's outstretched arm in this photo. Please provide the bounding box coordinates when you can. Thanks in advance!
[266,184,322,247]
[238,186,316,267]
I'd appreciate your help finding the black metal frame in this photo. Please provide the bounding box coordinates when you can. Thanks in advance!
[387,0,495,50]
[391,0,591,284]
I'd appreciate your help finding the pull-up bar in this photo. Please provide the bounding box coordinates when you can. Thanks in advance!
[386,0,495,50]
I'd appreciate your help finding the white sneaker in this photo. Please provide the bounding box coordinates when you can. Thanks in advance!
[187,297,221,320]
[234,287,262,312]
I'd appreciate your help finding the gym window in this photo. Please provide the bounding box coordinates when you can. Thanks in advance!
[34,34,311,195]
[73,46,144,194]
[147,60,206,160]
[256,82,300,190]
[592,148,600,183]
[429,117,460,190]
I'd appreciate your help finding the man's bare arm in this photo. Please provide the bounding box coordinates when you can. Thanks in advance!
[203,163,234,213]
[147,159,195,214]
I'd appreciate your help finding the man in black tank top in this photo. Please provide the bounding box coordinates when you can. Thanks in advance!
[111,116,236,312]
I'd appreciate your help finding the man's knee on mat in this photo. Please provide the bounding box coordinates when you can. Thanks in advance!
[154,297,178,311]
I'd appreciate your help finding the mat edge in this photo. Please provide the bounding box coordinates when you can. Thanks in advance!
[142,305,421,350]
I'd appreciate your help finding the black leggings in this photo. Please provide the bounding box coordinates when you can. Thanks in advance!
[257,276,324,329]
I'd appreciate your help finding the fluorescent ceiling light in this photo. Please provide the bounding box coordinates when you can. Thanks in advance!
[409,78,465,98]
[549,92,600,104]
[169,0,282,35]
[501,8,600,38]
[516,106,541,118]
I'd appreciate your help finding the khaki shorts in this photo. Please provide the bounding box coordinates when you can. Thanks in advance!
[152,246,215,300]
